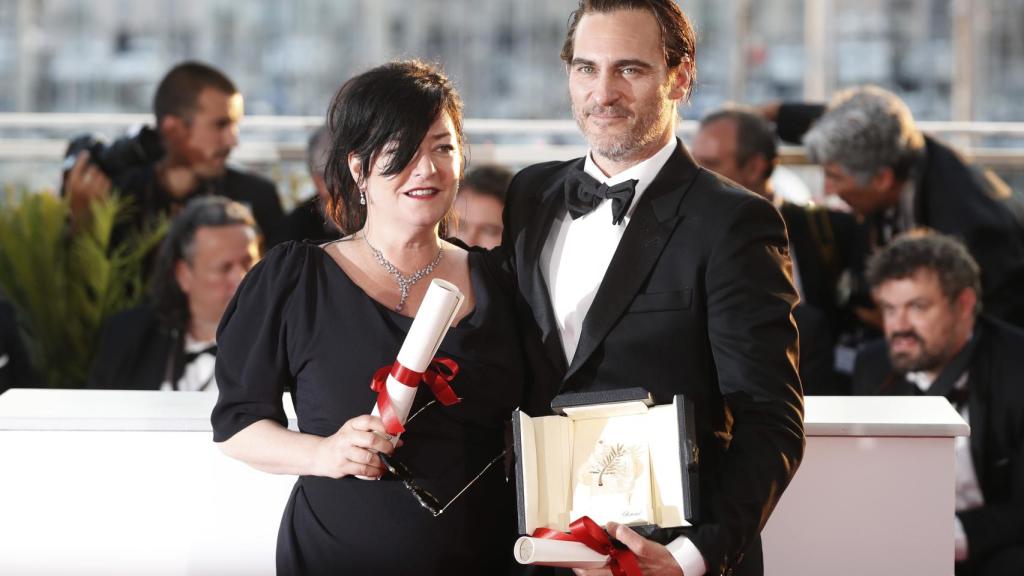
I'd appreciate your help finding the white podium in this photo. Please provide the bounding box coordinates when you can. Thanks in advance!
[0,390,967,575]
[0,389,297,576]
[762,396,969,576]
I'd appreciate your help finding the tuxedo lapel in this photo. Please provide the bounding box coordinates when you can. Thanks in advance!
[565,144,700,381]
[520,161,582,376]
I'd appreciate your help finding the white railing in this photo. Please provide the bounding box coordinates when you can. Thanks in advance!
[2,113,1023,200]
[4,112,1024,136]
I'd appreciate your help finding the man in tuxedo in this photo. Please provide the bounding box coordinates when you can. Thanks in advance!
[852,232,1024,575]
[89,197,259,391]
[503,2,805,574]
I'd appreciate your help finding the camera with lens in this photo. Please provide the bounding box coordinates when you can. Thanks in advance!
[62,125,165,181]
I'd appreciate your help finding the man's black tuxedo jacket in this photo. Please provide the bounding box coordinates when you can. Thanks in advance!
[503,142,805,575]
[88,304,179,390]
[852,316,1024,575]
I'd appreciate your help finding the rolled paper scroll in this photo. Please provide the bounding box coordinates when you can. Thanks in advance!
[370,278,465,445]
[515,516,640,575]
[513,536,610,569]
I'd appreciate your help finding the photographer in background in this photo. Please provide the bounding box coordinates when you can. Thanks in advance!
[64,61,284,249]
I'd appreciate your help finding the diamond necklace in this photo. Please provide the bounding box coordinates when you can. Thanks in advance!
[364,233,444,312]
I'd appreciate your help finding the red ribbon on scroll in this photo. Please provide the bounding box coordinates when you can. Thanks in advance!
[532,516,642,576]
[370,357,460,435]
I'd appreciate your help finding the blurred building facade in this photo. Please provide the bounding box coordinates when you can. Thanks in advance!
[2,0,1023,122]
[1,0,1022,198]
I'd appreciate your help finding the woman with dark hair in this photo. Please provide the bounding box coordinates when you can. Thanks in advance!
[212,60,523,574]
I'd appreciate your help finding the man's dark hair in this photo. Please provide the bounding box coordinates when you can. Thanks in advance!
[151,196,256,331]
[867,231,982,312]
[461,164,513,204]
[153,61,238,125]
[323,60,464,235]
[560,0,697,94]
[700,107,779,181]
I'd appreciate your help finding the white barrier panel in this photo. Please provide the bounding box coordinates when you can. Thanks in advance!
[0,390,967,575]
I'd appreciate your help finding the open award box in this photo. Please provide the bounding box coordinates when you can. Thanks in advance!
[513,387,699,539]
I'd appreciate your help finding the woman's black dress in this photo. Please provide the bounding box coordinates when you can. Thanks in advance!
[212,241,523,575]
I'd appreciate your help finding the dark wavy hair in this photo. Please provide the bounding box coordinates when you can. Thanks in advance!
[867,230,982,314]
[151,196,256,331]
[560,0,697,100]
[323,60,465,235]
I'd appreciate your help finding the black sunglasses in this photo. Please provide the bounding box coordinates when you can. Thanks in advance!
[377,400,507,517]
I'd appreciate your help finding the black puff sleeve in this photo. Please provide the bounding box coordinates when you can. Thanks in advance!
[211,242,308,441]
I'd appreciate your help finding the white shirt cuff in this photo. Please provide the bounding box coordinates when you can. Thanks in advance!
[954,516,969,562]
[666,536,707,576]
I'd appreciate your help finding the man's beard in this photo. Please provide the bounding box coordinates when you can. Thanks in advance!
[888,330,947,374]
[188,147,232,179]
[573,96,674,163]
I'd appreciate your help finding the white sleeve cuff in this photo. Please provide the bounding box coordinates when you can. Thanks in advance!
[666,536,707,576]
[954,516,969,562]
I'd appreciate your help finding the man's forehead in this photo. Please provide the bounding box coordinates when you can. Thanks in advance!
[691,131,721,159]
[694,122,737,153]
[194,224,255,247]
[876,269,943,299]
[194,89,243,118]
[572,9,665,64]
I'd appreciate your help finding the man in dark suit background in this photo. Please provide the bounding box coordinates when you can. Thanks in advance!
[691,106,868,394]
[762,87,1024,328]
[853,232,1024,576]
[503,2,805,574]
[89,197,258,391]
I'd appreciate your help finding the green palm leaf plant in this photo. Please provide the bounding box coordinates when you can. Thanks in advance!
[0,190,166,387]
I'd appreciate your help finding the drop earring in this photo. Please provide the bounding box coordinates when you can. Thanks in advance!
[359,188,366,205]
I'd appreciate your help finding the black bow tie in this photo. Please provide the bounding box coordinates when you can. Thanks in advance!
[564,168,638,225]
[183,344,217,366]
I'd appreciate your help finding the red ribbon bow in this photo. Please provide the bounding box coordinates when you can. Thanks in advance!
[370,357,460,435]
[532,516,642,576]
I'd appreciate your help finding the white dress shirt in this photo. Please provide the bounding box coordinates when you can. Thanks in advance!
[160,334,218,392]
[542,139,676,363]
[541,139,707,575]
